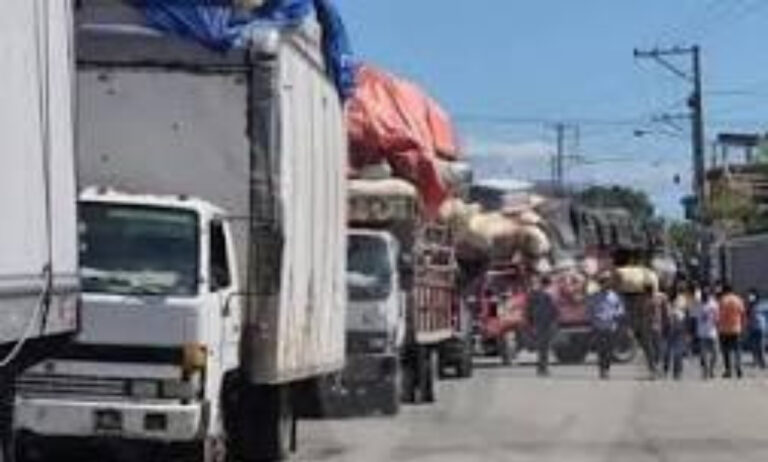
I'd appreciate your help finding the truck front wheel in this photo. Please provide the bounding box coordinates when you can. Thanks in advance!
[499,332,517,366]
[456,344,474,379]
[553,339,589,365]
[402,346,437,404]
[379,369,402,416]
[611,329,638,364]
[224,374,294,462]
[421,348,437,404]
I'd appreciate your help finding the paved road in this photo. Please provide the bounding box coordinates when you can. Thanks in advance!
[297,355,768,462]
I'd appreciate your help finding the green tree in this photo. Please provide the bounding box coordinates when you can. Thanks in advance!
[667,220,698,259]
[576,185,655,220]
[707,181,757,226]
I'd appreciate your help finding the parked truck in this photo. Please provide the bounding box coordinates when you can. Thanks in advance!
[468,204,651,366]
[1,0,79,459]
[714,233,768,296]
[330,179,456,410]
[14,5,347,462]
[321,228,405,415]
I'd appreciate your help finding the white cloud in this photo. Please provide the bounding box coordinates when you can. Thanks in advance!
[465,138,554,160]
[465,138,555,182]
[464,136,689,217]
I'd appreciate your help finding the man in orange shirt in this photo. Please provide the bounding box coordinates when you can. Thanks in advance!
[718,284,747,378]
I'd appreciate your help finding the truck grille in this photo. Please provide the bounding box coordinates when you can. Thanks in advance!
[16,374,129,398]
[347,332,388,354]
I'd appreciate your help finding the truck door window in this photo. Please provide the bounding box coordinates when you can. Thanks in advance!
[209,221,231,291]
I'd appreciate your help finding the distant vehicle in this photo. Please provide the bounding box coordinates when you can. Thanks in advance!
[319,230,405,416]
[470,266,528,365]
[332,178,459,411]
[1,0,79,458]
[14,5,347,461]
[714,233,768,296]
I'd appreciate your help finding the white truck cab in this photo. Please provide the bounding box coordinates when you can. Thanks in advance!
[331,230,406,414]
[347,230,405,352]
[16,189,242,456]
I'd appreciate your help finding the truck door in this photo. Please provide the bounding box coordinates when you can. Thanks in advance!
[209,219,241,372]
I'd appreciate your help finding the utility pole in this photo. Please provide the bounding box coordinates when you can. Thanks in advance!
[690,46,706,209]
[634,45,708,280]
[549,123,578,194]
[555,123,566,189]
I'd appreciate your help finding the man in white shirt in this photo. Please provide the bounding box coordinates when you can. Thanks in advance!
[588,275,625,380]
[693,288,719,379]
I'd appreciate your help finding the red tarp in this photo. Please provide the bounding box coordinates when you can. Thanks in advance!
[346,64,460,215]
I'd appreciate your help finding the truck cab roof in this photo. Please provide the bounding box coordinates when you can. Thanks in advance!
[80,187,224,220]
[349,229,396,240]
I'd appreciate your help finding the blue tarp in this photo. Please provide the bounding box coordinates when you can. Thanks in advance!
[313,0,355,99]
[136,0,355,98]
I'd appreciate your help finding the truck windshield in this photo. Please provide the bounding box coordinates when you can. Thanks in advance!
[79,203,199,296]
[486,272,521,296]
[347,234,393,301]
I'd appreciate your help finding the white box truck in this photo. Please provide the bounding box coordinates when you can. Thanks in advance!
[1,0,79,458]
[15,4,347,462]
[715,234,768,296]
[325,179,456,413]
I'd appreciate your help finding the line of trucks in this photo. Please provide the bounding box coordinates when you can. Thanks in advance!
[1,2,678,462]
[1,2,464,461]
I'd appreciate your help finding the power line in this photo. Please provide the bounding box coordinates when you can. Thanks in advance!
[455,114,648,127]
[658,0,758,45]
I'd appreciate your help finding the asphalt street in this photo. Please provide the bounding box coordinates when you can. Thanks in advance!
[297,354,768,462]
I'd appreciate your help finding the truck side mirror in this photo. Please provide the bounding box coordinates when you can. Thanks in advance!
[209,221,232,292]
[398,252,413,272]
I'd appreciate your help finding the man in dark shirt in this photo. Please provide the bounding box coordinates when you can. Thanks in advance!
[528,275,559,377]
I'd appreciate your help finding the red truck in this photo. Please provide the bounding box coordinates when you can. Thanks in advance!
[469,264,529,365]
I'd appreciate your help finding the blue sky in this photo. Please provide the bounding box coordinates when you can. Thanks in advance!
[333,0,768,217]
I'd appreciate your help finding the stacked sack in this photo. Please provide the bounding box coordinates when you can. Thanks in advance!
[440,198,552,266]
[347,64,463,216]
[614,265,660,294]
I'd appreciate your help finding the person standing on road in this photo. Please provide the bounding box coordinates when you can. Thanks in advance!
[616,261,660,379]
[649,289,670,378]
[528,275,558,377]
[588,274,625,380]
[693,288,719,379]
[527,275,559,377]
[664,295,688,380]
[664,281,691,376]
[718,285,746,379]
[746,289,766,369]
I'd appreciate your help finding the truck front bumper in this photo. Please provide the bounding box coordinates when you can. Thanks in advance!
[342,353,399,384]
[15,397,206,442]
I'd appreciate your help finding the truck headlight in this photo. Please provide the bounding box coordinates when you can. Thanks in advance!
[368,336,387,352]
[129,380,160,399]
[182,343,207,375]
[160,379,196,400]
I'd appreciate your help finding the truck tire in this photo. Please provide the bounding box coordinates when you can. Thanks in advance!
[437,358,451,380]
[225,376,294,462]
[421,348,437,404]
[553,341,588,365]
[0,373,13,462]
[612,329,638,364]
[499,332,517,366]
[379,369,401,416]
[404,346,437,405]
[400,350,417,404]
[456,345,474,379]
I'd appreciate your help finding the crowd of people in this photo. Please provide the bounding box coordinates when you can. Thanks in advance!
[528,273,767,380]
